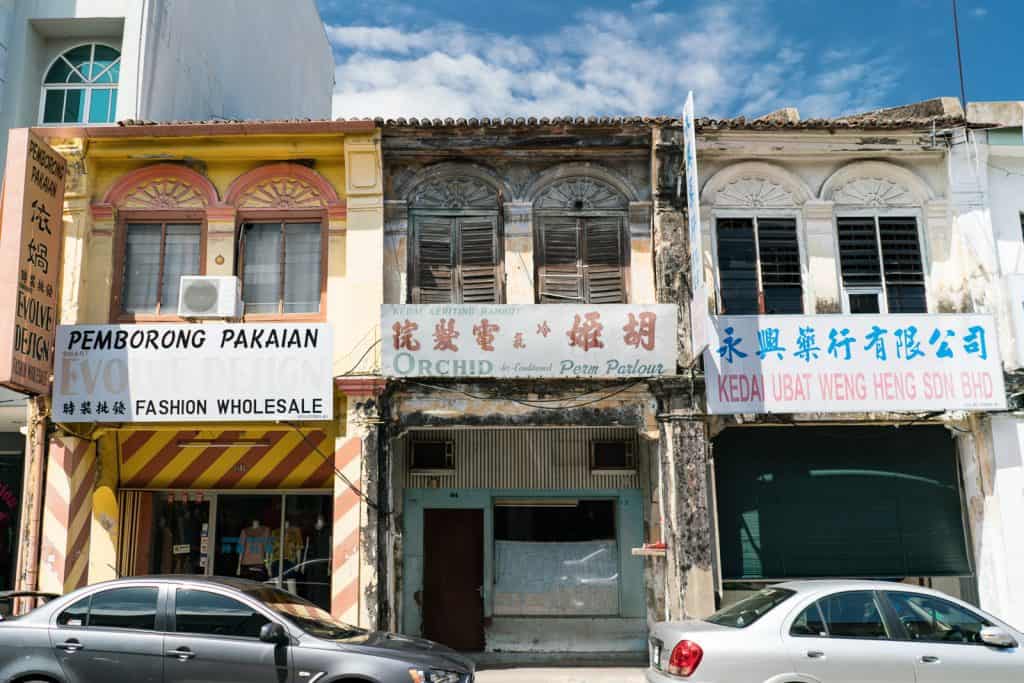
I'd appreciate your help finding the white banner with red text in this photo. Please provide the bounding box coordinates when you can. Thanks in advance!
[705,314,1005,414]
[382,304,677,378]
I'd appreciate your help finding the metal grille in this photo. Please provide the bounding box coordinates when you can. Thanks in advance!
[398,428,641,489]
[837,218,882,286]
[878,218,925,285]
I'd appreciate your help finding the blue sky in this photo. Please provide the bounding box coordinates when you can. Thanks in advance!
[318,0,1018,119]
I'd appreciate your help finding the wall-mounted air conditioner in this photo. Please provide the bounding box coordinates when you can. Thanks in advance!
[177,276,243,319]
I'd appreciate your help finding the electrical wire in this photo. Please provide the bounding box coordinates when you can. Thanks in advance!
[283,421,386,514]
[404,380,644,411]
[335,338,381,378]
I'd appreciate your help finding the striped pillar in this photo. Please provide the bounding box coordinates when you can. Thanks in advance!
[38,435,97,594]
[332,379,386,627]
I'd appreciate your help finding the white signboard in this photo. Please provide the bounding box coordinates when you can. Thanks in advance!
[705,314,1006,414]
[383,304,677,378]
[52,323,333,423]
[682,92,708,358]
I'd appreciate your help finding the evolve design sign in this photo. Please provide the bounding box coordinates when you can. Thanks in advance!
[0,129,67,394]
[705,314,1006,414]
[52,323,333,423]
[382,304,678,378]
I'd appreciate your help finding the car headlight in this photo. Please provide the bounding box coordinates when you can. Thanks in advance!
[408,669,463,683]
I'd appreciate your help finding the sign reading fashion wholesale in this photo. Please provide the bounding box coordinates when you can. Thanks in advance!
[705,314,1006,414]
[52,323,333,422]
[0,129,67,394]
[383,304,677,378]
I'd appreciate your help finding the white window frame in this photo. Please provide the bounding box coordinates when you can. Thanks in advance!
[833,208,929,315]
[38,42,121,126]
[709,208,810,315]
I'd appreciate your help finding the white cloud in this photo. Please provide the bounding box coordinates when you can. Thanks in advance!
[329,1,901,119]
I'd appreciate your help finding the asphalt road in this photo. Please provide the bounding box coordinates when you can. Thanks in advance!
[475,668,646,682]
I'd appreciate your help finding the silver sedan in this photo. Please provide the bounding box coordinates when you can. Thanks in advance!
[647,580,1022,683]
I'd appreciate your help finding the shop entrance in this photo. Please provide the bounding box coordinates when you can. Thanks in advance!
[132,491,333,611]
[423,509,484,651]
[0,450,24,593]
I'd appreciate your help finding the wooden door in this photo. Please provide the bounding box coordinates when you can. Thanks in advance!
[422,508,484,651]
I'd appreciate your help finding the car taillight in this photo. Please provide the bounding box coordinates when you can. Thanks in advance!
[666,639,703,677]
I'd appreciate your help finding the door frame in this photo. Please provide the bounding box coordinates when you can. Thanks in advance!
[421,507,486,650]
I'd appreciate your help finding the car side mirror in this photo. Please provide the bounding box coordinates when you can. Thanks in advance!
[259,622,289,645]
[980,626,1017,649]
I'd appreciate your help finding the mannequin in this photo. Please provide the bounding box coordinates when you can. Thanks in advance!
[308,512,331,608]
[237,519,271,579]
[269,520,303,593]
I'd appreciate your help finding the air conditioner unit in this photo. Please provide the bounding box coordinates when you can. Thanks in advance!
[177,276,243,319]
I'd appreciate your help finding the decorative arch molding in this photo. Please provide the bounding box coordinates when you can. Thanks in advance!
[226,163,342,211]
[400,162,508,209]
[525,163,638,208]
[99,163,219,211]
[821,160,934,207]
[700,161,813,208]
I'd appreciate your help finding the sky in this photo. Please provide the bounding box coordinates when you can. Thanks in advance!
[318,0,1019,120]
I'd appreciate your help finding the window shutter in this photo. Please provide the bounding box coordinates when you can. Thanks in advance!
[878,217,926,313]
[716,218,759,314]
[837,217,882,287]
[457,216,501,303]
[538,217,584,302]
[757,218,802,313]
[583,217,627,303]
[413,217,455,303]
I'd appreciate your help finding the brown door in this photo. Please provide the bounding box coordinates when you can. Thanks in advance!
[422,508,484,651]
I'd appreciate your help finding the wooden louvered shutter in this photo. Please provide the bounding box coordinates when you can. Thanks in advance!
[538,217,584,302]
[457,216,501,303]
[583,217,626,303]
[413,216,455,303]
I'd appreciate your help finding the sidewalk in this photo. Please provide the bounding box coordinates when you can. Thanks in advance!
[475,667,646,682]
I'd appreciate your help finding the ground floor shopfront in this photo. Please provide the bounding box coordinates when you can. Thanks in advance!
[33,380,384,626]
[711,423,979,607]
[0,432,25,594]
[386,383,665,654]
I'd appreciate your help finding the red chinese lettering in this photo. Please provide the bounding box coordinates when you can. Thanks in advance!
[472,319,501,351]
[433,318,460,351]
[567,312,604,351]
[392,320,421,351]
[537,321,551,337]
[623,312,657,351]
[513,332,526,349]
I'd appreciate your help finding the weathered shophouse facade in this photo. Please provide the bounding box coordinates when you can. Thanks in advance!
[19,120,385,627]
[686,101,1017,624]
[377,118,706,654]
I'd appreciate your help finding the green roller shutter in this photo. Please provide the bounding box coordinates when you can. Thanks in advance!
[714,426,971,581]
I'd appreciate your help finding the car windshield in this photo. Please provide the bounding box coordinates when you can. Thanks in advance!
[705,587,795,628]
[245,585,369,642]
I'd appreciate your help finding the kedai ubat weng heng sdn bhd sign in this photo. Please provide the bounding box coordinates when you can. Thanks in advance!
[52,323,333,422]
[382,304,678,378]
[705,314,1006,414]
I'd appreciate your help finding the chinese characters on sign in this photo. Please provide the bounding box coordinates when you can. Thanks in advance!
[705,314,1006,414]
[382,305,678,378]
[0,129,67,394]
[52,323,333,423]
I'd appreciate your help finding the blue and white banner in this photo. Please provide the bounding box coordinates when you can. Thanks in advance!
[705,314,1005,414]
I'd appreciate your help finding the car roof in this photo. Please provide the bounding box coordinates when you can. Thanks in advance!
[83,575,269,592]
[773,579,954,597]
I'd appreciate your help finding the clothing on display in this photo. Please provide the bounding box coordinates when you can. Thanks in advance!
[237,523,272,570]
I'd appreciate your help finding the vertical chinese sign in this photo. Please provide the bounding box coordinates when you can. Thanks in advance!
[0,130,67,395]
[682,92,708,359]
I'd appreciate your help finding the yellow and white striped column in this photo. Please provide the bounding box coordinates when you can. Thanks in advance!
[38,435,97,594]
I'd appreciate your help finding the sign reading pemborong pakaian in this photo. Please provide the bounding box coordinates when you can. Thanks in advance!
[382,304,677,378]
[705,314,1006,414]
[0,130,67,395]
[52,323,333,423]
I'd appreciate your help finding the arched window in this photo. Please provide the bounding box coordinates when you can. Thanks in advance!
[40,43,120,124]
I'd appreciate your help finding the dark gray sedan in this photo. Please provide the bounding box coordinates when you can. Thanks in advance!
[0,576,473,683]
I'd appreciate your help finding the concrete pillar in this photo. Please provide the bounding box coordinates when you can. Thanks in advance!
[88,433,119,584]
[629,201,655,304]
[83,206,115,324]
[504,202,534,303]
[802,199,840,313]
[205,207,237,276]
[38,435,96,594]
[657,405,715,620]
[332,379,386,628]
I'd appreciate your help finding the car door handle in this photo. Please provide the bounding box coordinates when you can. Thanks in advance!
[920,655,940,664]
[166,648,196,661]
[806,650,825,659]
[56,640,83,652]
